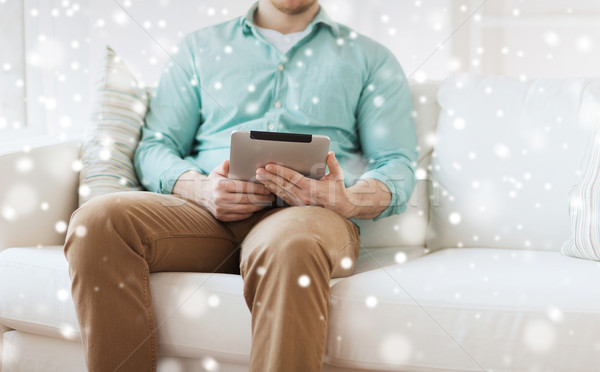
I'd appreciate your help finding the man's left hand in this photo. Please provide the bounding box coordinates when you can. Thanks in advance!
[255,151,355,218]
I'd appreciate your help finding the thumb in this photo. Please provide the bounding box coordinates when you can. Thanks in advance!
[326,151,343,178]
[215,159,229,176]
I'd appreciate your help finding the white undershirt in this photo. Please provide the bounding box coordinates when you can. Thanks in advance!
[254,25,307,55]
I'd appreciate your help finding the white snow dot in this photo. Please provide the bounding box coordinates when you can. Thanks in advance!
[247,84,255,92]
[394,252,408,264]
[523,319,556,352]
[312,96,319,105]
[57,289,69,301]
[2,63,11,72]
[379,334,412,364]
[305,48,313,56]
[544,183,552,191]
[79,185,91,197]
[256,266,266,276]
[224,45,233,54]
[75,225,87,237]
[496,109,504,117]
[449,212,461,225]
[373,95,385,107]
[453,117,466,130]
[415,168,427,180]
[112,10,129,25]
[45,98,57,111]
[40,202,49,211]
[298,275,310,287]
[55,221,68,233]
[245,102,258,114]
[576,36,592,53]
[340,257,353,269]
[336,38,344,46]
[365,296,378,308]
[60,324,77,340]
[547,306,563,322]
[413,70,427,83]
[99,148,111,160]
[202,357,218,371]
[16,157,33,173]
[494,144,511,159]
[544,31,560,47]
[2,206,17,221]
[207,294,220,307]
[214,81,222,90]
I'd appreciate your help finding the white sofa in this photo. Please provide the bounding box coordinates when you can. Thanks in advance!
[1,77,600,372]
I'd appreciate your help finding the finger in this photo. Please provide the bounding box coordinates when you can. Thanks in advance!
[214,160,229,177]
[263,164,308,188]
[221,192,275,204]
[256,169,302,193]
[258,179,304,206]
[326,151,343,179]
[220,179,271,194]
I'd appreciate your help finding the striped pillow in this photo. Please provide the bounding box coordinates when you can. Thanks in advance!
[78,46,150,206]
[562,124,600,261]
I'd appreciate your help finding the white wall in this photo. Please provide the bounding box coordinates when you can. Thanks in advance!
[0,0,26,134]
[450,0,600,78]
[2,0,600,152]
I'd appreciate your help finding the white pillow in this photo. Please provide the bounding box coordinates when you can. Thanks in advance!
[427,75,600,252]
[78,46,149,205]
[562,124,600,261]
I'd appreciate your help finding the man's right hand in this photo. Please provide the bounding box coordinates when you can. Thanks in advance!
[172,160,275,222]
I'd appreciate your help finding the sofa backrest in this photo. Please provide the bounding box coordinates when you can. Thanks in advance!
[357,81,441,248]
[427,75,600,252]
[0,141,80,252]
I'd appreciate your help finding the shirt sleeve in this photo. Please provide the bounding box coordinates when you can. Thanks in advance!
[134,36,202,194]
[355,48,418,221]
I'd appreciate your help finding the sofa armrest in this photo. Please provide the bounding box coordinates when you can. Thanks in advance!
[0,324,9,372]
[0,141,80,252]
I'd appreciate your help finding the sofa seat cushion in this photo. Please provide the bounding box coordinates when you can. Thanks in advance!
[327,247,600,371]
[0,245,426,364]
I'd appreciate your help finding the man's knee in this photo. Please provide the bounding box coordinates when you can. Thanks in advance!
[64,193,140,266]
[241,230,328,280]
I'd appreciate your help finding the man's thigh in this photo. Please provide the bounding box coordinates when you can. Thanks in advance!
[75,191,241,274]
[240,206,360,279]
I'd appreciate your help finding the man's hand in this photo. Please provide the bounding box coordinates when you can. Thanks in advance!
[172,160,275,222]
[255,151,355,218]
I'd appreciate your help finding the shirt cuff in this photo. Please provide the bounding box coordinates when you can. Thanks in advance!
[158,160,200,194]
[359,169,408,221]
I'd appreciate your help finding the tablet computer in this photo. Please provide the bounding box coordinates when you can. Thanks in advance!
[229,130,330,182]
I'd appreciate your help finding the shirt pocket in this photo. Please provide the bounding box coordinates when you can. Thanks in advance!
[298,64,362,126]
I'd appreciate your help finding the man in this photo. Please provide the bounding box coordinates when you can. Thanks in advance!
[64,0,417,371]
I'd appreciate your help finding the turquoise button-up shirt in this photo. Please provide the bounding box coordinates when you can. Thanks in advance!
[134,2,417,221]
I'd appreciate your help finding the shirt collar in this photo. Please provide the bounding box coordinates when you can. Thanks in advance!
[239,1,340,37]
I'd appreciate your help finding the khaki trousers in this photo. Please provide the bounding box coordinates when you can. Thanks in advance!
[64,191,360,372]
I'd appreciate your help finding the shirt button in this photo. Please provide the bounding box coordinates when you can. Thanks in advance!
[278,64,284,71]
[274,101,281,108]
[267,123,275,130]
